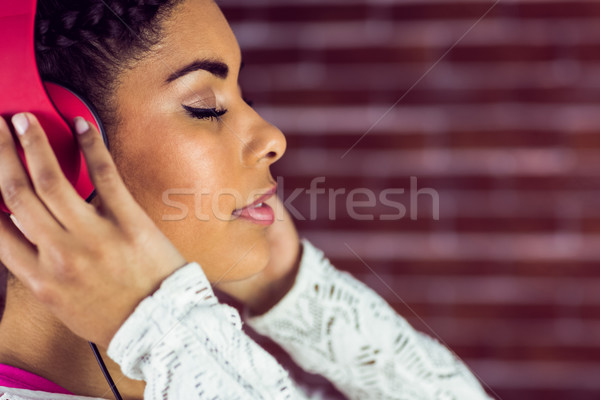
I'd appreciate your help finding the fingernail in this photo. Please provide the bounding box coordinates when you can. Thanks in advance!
[74,117,89,135]
[12,113,29,135]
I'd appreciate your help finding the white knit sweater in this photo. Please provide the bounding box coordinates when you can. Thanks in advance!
[0,239,493,400]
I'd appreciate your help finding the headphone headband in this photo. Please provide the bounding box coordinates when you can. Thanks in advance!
[0,0,81,212]
[0,1,36,18]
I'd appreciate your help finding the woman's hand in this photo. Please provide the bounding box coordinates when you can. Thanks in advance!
[0,113,187,348]
[214,195,302,315]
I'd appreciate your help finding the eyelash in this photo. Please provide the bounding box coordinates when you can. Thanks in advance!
[183,105,228,121]
[182,96,254,121]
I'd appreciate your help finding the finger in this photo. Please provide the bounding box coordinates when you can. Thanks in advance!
[0,209,38,283]
[0,116,63,243]
[11,113,93,228]
[73,117,144,223]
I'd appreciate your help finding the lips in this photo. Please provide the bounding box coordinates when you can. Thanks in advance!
[232,185,277,226]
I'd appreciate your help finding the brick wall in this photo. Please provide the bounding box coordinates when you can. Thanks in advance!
[219,1,600,399]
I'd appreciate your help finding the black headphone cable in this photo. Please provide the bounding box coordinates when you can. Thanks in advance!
[88,341,123,400]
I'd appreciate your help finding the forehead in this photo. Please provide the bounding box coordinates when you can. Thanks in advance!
[127,0,241,86]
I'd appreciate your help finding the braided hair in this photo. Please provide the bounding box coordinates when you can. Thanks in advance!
[35,0,183,135]
[0,0,184,321]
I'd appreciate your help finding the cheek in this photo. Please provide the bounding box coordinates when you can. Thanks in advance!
[177,225,271,282]
[112,121,270,282]
[154,201,271,283]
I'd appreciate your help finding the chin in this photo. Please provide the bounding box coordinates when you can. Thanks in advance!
[201,238,270,283]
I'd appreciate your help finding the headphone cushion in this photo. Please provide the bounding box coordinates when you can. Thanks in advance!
[44,82,108,203]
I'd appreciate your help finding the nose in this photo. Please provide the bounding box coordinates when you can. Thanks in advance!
[240,111,287,168]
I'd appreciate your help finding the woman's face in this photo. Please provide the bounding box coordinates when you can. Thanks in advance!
[110,0,286,282]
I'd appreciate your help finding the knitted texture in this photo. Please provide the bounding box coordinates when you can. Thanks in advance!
[246,240,494,400]
[0,242,493,400]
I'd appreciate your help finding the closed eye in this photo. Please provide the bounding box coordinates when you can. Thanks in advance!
[183,105,228,121]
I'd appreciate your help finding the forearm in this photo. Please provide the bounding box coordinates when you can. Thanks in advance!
[108,262,303,399]
[246,240,493,400]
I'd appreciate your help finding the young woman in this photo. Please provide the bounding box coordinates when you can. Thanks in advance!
[0,0,493,399]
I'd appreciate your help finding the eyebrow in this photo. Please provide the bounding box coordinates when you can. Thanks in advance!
[165,59,230,83]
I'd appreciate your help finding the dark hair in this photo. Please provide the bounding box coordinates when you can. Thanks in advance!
[35,0,183,136]
[0,0,183,322]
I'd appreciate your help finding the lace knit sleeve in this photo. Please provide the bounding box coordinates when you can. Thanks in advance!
[245,239,494,400]
[107,262,309,400]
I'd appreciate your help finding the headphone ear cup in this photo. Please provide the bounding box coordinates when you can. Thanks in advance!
[44,82,108,203]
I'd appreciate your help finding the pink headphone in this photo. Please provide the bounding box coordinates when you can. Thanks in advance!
[0,0,107,214]
[0,3,121,397]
